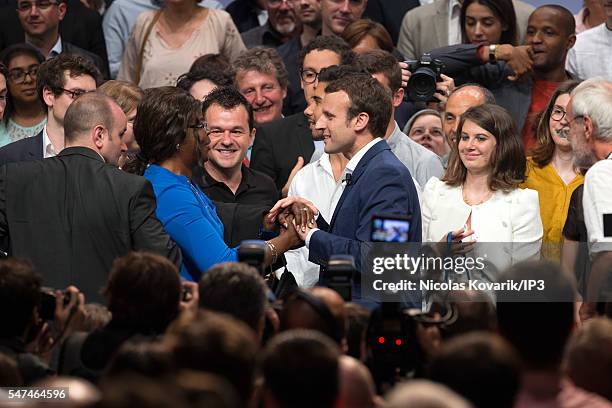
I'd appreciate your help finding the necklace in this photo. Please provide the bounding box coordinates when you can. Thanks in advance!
[462,186,493,206]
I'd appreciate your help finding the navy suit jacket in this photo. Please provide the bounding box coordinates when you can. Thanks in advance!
[0,132,43,166]
[308,140,421,300]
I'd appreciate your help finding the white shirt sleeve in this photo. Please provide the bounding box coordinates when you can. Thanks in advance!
[583,160,612,254]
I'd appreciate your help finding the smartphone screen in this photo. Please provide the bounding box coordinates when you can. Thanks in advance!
[371,216,411,242]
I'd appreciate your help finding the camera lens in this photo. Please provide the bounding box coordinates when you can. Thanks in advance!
[407,67,437,102]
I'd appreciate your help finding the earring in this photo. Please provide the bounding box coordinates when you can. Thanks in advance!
[176,143,180,151]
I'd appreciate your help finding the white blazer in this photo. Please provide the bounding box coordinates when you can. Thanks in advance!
[421,178,543,270]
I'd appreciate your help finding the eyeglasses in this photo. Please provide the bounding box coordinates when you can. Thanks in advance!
[300,69,320,85]
[0,94,7,103]
[550,106,567,122]
[58,88,92,99]
[16,0,59,12]
[8,66,39,84]
[567,115,584,127]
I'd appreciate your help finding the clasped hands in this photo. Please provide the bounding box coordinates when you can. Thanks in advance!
[267,197,319,243]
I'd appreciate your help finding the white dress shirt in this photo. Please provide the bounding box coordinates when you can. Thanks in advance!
[583,154,612,255]
[283,153,340,287]
[42,125,59,159]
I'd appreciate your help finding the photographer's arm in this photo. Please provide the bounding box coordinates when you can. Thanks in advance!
[427,44,532,84]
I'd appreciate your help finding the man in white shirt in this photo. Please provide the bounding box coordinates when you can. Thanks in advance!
[0,54,98,165]
[567,2,612,80]
[566,78,612,314]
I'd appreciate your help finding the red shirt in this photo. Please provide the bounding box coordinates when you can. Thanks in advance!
[522,80,560,153]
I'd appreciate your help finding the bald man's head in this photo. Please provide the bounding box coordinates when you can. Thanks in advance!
[63,92,127,165]
[444,84,495,144]
[339,356,378,408]
[64,93,120,142]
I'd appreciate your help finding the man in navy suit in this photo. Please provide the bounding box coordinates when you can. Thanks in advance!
[269,74,421,303]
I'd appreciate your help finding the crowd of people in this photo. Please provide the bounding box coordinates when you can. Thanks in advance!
[0,0,611,406]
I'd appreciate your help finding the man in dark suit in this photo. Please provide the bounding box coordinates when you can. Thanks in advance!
[270,75,421,304]
[251,35,354,195]
[0,54,99,166]
[0,0,109,78]
[0,93,181,302]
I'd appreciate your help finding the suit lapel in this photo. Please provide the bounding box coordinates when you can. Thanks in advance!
[328,140,388,229]
[30,132,43,160]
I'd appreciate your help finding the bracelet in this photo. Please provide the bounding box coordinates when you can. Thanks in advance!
[266,241,278,265]
[489,44,499,64]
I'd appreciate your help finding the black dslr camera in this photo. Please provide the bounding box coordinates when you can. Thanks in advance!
[405,54,445,103]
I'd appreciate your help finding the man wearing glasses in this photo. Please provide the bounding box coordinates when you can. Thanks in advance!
[9,0,108,78]
[0,53,99,165]
[0,0,109,78]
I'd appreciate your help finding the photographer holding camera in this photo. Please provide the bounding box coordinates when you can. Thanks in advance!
[0,258,84,385]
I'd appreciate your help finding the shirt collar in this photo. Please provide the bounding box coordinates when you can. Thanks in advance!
[448,0,461,12]
[42,125,58,158]
[315,152,334,177]
[345,137,382,174]
[202,165,250,190]
[386,121,403,148]
[48,36,62,59]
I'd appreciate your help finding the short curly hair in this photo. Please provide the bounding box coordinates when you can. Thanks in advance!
[36,53,101,107]
[233,47,288,89]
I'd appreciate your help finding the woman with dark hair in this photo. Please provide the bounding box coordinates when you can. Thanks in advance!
[125,87,299,281]
[521,81,583,248]
[341,19,394,55]
[421,104,542,267]
[0,44,46,147]
[460,0,519,46]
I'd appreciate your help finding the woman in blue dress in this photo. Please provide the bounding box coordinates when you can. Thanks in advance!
[125,86,300,281]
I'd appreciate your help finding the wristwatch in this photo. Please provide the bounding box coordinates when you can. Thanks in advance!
[489,44,499,64]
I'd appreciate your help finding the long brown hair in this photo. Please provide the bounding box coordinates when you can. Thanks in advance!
[444,104,525,191]
[530,80,581,168]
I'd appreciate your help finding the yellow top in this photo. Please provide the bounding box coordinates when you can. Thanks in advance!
[521,157,584,244]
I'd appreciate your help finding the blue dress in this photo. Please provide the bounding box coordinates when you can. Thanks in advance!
[144,164,237,281]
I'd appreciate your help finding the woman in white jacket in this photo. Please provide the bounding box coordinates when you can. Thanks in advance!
[421,104,543,272]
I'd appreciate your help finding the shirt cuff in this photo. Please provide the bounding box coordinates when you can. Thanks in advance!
[305,228,319,248]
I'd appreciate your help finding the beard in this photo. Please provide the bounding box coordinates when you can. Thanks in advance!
[273,19,296,35]
[570,137,597,169]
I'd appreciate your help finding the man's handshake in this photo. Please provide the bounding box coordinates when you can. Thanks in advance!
[268,197,320,242]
